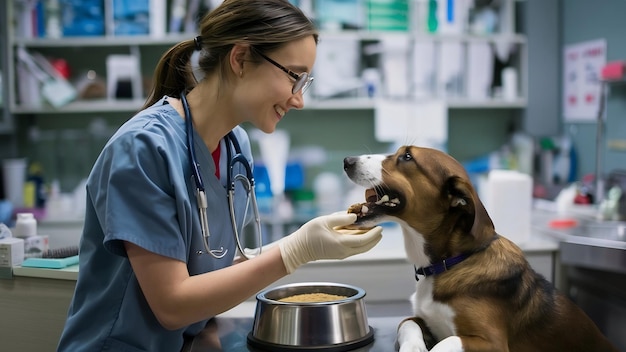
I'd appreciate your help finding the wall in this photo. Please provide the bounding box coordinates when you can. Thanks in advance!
[562,0,626,180]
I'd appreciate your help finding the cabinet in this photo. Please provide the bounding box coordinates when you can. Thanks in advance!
[0,7,14,133]
[4,0,528,116]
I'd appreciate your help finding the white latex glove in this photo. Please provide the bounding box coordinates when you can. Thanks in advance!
[278,213,383,274]
[233,241,279,263]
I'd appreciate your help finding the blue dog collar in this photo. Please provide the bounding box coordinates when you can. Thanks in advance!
[414,253,472,281]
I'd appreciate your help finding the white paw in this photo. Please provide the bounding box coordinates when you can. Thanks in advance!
[397,320,428,352]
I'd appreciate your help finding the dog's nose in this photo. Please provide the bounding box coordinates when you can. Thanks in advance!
[343,156,357,171]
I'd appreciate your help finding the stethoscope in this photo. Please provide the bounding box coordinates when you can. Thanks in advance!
[181,91,262,260]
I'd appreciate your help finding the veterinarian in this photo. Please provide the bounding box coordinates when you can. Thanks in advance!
[56,1,383,350]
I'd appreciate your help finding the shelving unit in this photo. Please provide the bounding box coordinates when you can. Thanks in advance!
[0,6,13,133]
[0,0,542,209]
[4,0,528,115]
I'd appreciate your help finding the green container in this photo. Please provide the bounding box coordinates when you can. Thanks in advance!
[367,0,409,31]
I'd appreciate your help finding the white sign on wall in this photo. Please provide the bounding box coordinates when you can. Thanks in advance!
[563,39,606,122]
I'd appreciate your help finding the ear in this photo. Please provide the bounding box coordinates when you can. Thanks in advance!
[228,43,249,77]
[447,176,494,239]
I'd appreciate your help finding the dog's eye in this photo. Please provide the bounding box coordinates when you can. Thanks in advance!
[401,151,413,161]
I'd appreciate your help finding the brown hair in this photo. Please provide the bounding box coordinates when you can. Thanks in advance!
[142,0,318,109]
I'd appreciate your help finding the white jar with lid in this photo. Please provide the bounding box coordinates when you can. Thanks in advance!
[14,213,37,238]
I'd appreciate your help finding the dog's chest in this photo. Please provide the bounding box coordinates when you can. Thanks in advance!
[412,279,457,338]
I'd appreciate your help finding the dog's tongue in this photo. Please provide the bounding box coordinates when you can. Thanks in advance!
[365,188,377,203]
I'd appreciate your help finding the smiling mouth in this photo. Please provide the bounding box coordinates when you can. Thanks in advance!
[347,187,403,224]
[276,107,285,118]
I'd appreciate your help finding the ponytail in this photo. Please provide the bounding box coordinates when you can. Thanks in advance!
[142,39,198,109]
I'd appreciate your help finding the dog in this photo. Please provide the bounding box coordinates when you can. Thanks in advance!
[343,145,618,352]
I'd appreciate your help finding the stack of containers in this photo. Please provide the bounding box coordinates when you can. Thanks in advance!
[14,213,49,259]
[0,223,24,268]
[367,0,409,31]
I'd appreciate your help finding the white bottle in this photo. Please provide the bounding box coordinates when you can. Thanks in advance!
[14,213,37,239]
[313,172,343,215]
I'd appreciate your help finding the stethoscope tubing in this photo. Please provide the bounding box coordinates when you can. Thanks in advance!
[181,91,262,260]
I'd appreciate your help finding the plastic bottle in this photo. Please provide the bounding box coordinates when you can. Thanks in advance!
[14,213,37,238]
[313,172,343,215]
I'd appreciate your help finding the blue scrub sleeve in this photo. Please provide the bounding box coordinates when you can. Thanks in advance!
[90,129,189,262]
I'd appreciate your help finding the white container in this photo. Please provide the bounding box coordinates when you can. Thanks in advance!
[480,170,532,245]
[0,237,25,267]
[14,212,37,238]
[2,158,27,208]
[313,172,343,215]
[502,67,518,101]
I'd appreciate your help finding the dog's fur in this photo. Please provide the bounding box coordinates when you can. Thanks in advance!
[343,146,618,352]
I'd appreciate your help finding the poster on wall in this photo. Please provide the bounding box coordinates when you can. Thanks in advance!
[563,38,606,122]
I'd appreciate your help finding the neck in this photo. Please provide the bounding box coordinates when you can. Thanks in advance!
[414,235,499,281]
[186,82,237,151]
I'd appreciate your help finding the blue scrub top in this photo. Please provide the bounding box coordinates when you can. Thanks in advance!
[57,96,254,352]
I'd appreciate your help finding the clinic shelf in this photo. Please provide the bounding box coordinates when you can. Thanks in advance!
[306,97,527,110]
[11,32,527,48]
[446,98,527,108]
[12,97,527,114]
[321,30,527,44]
[10,34,191,48]
[11,99,146,114]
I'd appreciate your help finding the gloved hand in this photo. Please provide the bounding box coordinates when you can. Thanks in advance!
[278,212,383,274]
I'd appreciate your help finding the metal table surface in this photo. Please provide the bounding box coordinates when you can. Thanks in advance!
[186,315,404,352]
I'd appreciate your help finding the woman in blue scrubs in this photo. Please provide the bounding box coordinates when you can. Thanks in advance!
[56,0,383,351]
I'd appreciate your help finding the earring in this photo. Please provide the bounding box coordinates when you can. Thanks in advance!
[239,71,243,77]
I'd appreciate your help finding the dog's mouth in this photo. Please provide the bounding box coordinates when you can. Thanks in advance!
[347,187,403,224]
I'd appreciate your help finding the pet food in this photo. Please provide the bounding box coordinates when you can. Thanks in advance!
[278,293,348,303]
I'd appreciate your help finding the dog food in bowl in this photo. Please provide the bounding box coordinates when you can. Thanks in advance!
[248,282,373,351]
[278,292,348,303]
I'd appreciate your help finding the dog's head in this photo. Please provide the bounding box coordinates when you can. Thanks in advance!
[344,145,495,258]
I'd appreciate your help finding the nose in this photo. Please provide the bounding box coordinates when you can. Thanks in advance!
[344,156,359,179]
[343,156,358,171]
[288,92,305,110]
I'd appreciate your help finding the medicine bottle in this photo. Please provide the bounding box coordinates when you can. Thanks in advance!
[14,213,37,238]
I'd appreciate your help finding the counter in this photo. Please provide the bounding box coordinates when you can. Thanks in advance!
[0,224,559,351]
[9,224,559,286]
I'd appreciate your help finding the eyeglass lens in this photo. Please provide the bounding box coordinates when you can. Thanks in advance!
[294,73,313,95]
[254,48,313,95]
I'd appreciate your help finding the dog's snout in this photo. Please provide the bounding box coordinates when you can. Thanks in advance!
[343,156,358,171]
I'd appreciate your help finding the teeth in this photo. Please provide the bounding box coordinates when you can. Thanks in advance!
[276,107,285,117]
[361,205,369,214]
[375,195,389,205]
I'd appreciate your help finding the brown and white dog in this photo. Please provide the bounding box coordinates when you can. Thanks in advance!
[343,145,618,352]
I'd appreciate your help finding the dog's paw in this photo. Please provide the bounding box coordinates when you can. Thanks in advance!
[397,320,429,352]
[399,342,429,352]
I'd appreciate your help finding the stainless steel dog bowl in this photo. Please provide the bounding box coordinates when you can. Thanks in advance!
[247,282,374,351]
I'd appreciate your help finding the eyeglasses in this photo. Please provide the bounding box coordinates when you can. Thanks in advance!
[255,50,314,95]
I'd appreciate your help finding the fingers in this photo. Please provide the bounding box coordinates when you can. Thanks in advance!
[337,226,383,248]
[323,212,358,228]
[334,227,370,235]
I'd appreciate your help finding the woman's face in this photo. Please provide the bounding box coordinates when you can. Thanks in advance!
[236,36,317,133]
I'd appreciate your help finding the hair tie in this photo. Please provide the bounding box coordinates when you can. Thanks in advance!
[190,49,205,82]
[194,36,202,51]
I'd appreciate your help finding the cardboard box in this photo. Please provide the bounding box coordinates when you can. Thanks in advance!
[24,235,49,259]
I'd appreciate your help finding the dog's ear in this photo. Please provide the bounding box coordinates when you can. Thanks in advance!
[447,176,494,239]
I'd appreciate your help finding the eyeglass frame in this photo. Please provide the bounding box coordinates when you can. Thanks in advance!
[252,48,314,95]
